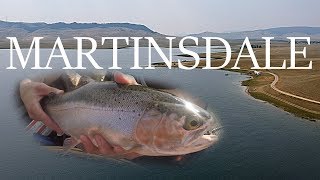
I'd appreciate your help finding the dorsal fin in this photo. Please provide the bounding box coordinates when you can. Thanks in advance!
[77,75,95,87]
[60,71,94,92]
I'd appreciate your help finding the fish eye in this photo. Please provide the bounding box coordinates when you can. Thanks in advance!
[190,120,198,127]
[183,116,202,130]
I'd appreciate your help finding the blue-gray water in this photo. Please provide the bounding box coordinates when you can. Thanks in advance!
[0,47,320,179]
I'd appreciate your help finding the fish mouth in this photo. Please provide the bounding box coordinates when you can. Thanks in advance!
[197,126,221,147]
[201,134,217,143]
[191,131,218,151]
[201,127,220,142]
[203,126,223,136]
[186,123,220,151]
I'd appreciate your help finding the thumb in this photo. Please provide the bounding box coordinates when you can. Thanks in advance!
[114,71,138,85]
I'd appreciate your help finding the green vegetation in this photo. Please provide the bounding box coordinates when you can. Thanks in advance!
[241,73,272,86]
[223,67,320,120]
[250,91,319,121]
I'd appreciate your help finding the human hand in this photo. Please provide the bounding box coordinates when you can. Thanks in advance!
[113,71,138,85]
[20,79,64,134]
[80,134,141,160]
[80,71,141,159]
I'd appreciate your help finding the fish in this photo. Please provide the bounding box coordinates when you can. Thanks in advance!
[41,75,219,156]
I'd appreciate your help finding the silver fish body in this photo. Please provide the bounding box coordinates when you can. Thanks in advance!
[42,81,218,156]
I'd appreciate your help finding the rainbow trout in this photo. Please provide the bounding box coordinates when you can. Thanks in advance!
[41,76,218,156]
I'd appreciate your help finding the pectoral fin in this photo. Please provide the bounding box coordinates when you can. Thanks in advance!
[63,137,81,152]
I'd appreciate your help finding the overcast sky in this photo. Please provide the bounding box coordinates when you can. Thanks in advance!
[0,0,319,35]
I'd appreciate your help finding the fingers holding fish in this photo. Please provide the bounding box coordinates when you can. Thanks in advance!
[77,72,141,158]
[79,134,142,160]
[95,134,115,155]
[35,83,64,96]
[114,71,138,85]
[80,135,99,154]
[20,79,64,134]
[80,134,121,155]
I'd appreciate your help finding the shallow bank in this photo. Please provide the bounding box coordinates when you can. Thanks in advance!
[152,59,320,121]
[224,68,320,121]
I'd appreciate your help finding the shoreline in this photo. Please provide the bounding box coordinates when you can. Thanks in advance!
[152,60,320,121]
[152,43,320,121]
[223,68,320,121]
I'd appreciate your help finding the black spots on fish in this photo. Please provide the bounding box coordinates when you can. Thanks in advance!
[119,117,122,120]
[56,82,185,114]
[138,113,141,117]
[152,103,168,114]
[126,85,148,92]
[149,102,186,119]
[132,110,136,113]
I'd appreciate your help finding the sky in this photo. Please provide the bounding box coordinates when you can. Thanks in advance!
[0,0,319,35]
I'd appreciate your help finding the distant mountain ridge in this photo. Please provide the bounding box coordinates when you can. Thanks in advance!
[190,27,320,40]
[0,21,155,33]
[0,21,319,48]
[1,21,319,40]
[0,21,163,40]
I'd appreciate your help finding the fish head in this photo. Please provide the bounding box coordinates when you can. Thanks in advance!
[134,99,218,156]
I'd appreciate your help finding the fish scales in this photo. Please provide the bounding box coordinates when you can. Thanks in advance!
[41,81,218,156]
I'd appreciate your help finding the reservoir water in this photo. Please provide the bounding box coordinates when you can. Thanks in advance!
[0,47,320,179]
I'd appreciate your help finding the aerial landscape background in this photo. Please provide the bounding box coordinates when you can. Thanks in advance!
[1,0,320,179]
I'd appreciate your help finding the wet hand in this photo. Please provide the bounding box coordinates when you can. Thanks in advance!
[20,79,64,134]
[80,135,142,160]
[113,71,138,85]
